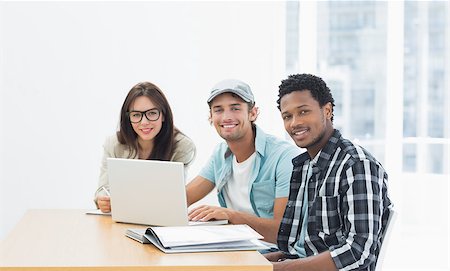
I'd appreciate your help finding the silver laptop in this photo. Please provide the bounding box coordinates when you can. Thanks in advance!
[107,158,226,226]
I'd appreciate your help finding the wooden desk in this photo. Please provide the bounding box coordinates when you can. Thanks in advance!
[0,209,272,271]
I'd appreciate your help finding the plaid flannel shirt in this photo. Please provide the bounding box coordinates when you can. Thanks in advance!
[277,129,393,271]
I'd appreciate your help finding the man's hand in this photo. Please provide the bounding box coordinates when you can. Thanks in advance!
[268,251,338,271]
[96,196,111,213]
[188,205,233,222]
[264,251,285,262]
[273,260,295,271]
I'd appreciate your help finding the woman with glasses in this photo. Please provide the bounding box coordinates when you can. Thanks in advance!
[94,82,196,213]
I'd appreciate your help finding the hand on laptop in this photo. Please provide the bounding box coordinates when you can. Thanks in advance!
[188,205,233,222]
[96,196,111,213]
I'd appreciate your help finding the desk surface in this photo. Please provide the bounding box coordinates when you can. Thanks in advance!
[0,209,272,271]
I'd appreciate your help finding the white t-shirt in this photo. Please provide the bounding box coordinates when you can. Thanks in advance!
[223,152,257,215]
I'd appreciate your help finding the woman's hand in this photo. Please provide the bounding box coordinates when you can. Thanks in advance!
[96,196,111,213]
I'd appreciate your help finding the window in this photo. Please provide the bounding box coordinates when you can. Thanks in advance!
[403,1,449,174]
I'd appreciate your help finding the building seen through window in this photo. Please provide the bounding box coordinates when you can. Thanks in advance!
[286,1,449,174]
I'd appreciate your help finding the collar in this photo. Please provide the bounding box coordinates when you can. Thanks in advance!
[292,129,342,170]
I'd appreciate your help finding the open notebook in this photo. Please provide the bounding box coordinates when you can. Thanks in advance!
[125,224,268,253]
[106,158,227,226]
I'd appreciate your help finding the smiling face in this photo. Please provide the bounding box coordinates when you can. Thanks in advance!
[129,96,163,144]
[280,90,333,157]
[209,93,257,142]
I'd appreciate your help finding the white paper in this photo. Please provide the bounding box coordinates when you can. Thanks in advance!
[150,224,263,248]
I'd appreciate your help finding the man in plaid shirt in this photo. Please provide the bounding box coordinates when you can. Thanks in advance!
[265,74,393,271]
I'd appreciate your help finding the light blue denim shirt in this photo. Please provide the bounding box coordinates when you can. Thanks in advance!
[199,125,301,218]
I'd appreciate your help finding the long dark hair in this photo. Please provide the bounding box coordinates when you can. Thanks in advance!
[117,82,177,160]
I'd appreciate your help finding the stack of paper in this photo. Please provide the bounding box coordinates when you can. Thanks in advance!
[126,224,268,253]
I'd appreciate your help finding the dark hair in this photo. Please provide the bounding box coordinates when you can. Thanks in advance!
[277,73,335,121]
[117,82,177,160]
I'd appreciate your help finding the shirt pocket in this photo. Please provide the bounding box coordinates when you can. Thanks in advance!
[311,195,343,245]
[251,179,275,216]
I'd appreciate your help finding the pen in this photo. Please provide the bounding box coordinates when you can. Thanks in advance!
[101,186,111,197]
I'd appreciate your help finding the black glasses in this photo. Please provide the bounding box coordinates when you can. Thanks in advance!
[127,109,161,123]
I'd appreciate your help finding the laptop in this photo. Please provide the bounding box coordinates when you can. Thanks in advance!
[107,158,227,226]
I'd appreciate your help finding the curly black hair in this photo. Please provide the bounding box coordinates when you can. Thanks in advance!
[277,73,335,121]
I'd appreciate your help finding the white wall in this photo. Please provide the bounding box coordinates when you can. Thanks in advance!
[0,1,287,239]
